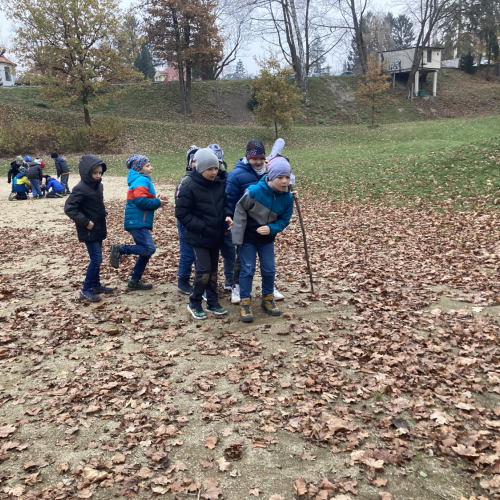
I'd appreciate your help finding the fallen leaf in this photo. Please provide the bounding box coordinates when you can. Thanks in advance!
[0,425,16,438]
[217,457,231,472]
[249,487,261,497]
[294,476,307,495]
[205,436,218,449]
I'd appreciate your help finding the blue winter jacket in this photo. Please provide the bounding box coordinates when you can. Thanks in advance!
[226,158,264,214]
[13,173,30,194]
[232,174,294,246]
[124,169,162,231]
[46,177,64,193]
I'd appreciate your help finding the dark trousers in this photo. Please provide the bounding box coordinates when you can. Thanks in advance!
[177,221,195,280]
[60,174,70,191]
[190,247,219,307]
[83,241,103,291]
[120,228,156,281]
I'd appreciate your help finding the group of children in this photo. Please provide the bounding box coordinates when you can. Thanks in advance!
[7,152,70,200]
[63,138,295,323]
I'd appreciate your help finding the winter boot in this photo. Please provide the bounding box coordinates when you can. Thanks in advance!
[80,289,101,302]
[261,294,281,316]
[109,244,122,269]
[91,285,114,294]
[127,279,153,291]
[177,278,193,295]
[240,298,254,323]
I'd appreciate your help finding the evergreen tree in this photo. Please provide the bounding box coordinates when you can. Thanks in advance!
[235,59,246,79]
[388,13,415,50]
[134,43,156,80]
[309,39,326,75]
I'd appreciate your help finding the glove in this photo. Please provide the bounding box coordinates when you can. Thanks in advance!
[7,180,10,184]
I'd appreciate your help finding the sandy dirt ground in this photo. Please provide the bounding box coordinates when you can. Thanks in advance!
[0,177,498,500]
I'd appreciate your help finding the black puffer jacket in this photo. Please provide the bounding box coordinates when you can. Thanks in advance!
[8,161,20,183]
[175,169,232,248]
[64,155,107,242]
[27,162,43,181]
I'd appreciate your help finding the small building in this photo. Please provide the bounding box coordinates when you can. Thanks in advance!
[154,66,185,82]
[0,55,16,87]
[377,47,442,96]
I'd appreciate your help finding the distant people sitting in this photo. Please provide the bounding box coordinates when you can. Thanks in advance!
[11,166,31,201]
[45,175,65,198]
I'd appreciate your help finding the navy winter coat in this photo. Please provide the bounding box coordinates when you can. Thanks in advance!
[225,158,264,214]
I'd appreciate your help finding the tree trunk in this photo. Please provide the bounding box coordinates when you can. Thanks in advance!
[274,120,278,140]
[371,94,375,126]
[185,63,192,115]
[83,94,91,126]
[288,0,308,99]
[485,44,492,81]
[350,1,368,75]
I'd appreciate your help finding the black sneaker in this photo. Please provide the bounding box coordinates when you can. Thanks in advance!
[110,244,122,269]
[127,279,153,291]
[177,279,192,295]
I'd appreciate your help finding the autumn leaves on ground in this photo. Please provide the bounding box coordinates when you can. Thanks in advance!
[1,146,500,500]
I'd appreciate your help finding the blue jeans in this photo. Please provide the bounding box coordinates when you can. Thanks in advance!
[31,179,42,197]
[177,221,195,280]
[239,241,275,299]
[220,231,236,285]
[83,241,103,291]
[120,228,156,281]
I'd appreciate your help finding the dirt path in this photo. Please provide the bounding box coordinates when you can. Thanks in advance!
[0,179,498,500]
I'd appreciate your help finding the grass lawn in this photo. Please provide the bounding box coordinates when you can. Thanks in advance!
[1,114,499,207]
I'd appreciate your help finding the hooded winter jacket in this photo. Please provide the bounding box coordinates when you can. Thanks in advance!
[232,174,293,247]
[55,156,70,176]
[8,160,21,183]
[64,155,107,242]
[175,169,232,248]
[13,172,31,193]
[46,177,64,193]
[124,169,162,231]
[27,162,43,181]
[226,158,265,214]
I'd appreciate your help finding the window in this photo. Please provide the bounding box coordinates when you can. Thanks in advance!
[427,50,432,63]
[4,67,11,81]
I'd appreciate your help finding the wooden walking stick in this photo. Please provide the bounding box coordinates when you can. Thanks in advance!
[294,196,315,295]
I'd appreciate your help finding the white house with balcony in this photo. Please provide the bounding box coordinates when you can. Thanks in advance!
[0,55,16,87]
[377,47,442,96]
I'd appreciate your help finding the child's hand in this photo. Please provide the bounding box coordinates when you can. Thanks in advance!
[87,221,94,230]
[225,217,233,231]
[160,199,168,207]
[291,190,299,199]
[257,225,270,235]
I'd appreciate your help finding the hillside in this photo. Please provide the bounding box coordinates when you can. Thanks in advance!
[1,68,499,129]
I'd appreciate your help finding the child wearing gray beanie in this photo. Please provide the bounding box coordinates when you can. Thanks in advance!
[194,148,219,173]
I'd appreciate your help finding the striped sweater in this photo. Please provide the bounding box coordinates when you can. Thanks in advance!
[124,169,162,231]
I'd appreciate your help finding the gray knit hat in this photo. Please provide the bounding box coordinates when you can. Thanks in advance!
[194,148,219,174]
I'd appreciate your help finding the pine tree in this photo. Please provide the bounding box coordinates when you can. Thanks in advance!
[134,43,156,80]
[235,59,246,79]
[309,39,326,75]
[388,13,415,49]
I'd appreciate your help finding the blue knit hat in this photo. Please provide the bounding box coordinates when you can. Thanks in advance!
[246,140,265,159]
[208,144,224,162]
[24,155,32,162]
[126,154,150,172]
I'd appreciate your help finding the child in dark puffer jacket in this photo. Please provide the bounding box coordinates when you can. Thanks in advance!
[64,155,113,302]
[51,152,71,195]
[109,155,166,291]
[175,148,233,320]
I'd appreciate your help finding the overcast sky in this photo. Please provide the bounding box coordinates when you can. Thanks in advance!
[0,0,398,75]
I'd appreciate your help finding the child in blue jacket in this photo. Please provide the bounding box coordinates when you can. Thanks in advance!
[109,155,166,290]
[232,156,294,323]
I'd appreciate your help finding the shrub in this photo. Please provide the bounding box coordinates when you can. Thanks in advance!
[0,107,125,155]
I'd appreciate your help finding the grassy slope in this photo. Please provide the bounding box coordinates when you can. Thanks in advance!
[1,70,499,207]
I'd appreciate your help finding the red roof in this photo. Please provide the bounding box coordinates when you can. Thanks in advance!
[0,56,16,66]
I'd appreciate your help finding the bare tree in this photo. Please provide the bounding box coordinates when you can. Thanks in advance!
[245,0,347,98]
[404,0,459,92]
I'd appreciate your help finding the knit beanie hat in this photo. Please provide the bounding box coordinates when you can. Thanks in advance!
[126,154,150,172]
[246,140,265,159]
[51,152,58,159]
[186,145,199,169]
[208,144,224,162]
[16,156,23,162]
[19,166,27,173]
[24,156,32,162]
[194,148,219,174]
[267,156,292,181]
